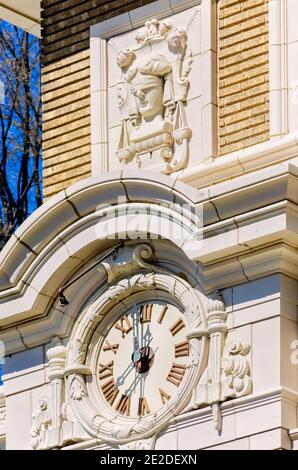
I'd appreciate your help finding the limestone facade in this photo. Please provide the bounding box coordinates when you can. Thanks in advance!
[0,0,297,451]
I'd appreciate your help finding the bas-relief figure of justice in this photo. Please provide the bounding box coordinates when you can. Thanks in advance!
[115,19,193,172]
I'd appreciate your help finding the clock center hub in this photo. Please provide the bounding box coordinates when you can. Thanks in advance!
[133,346,154,374]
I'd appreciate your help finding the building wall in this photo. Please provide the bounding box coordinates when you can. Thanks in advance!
[42,50,91,198]
[0,0,296,451]
[41,0,270,197]
[218,0,270,155]
[2,274,297,450]
[41,0,155,65]
[41,0,155,198]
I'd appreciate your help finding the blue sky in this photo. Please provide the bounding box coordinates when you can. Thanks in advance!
[0,19,41,385]
[0,19,42,220]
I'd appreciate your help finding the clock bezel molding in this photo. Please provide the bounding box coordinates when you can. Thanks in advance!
[65,270,208,444]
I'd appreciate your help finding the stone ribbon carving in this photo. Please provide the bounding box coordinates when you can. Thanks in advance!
[116,19,193,172]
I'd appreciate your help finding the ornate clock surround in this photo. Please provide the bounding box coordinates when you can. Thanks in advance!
[65,244,208,444]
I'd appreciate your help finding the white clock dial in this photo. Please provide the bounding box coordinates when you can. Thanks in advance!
[97,301,190,418]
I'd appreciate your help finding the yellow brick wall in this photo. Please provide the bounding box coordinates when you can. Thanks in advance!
[42,2,270,196]
[42,50,91,198]
[218,0,270,155]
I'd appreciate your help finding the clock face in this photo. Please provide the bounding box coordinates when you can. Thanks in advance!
[97,301,190,419]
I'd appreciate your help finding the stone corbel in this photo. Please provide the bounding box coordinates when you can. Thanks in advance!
[188,296,252,432]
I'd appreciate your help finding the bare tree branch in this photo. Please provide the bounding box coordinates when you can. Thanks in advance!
[0,21,42,248]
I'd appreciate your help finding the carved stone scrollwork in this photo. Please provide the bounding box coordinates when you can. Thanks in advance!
[116,19,192,173]
[221,340,252,399]
[31,399,51,450]
[102,244,154,284]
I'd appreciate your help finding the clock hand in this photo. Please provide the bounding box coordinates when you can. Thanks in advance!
[115,360,135,388]
[142,324,152,348]
[124,370,143,396]
[144,337,153,349]
[131,304,141,363]
[126,345,158,396]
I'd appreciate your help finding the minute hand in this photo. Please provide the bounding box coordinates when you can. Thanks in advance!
[132,305,141,362]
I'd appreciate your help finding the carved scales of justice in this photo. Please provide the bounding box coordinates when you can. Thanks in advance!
[115,19,193,172]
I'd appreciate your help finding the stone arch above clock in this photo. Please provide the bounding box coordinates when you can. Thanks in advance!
[0,171,205,350]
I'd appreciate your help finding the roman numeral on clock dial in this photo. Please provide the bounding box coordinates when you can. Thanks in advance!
[103,340,119,354]
[116,394,131,416]
[141,304,153,323]
[138,397,150,416]
[98,361,114,380]
[167,363,186,386]
[174,340,189,358]
[159,388,171,405]
[101,378,119,406]
[170,318,185,336]
[115,315,132,337]
[157,305,168,324]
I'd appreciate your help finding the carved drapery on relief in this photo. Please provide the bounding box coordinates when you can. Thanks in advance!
[33,244,252,449]
[116,19,193,173]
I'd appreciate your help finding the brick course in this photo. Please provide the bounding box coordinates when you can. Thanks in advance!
[42,50,91,198]
[41,0,271,197]
[218,0,269,155]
